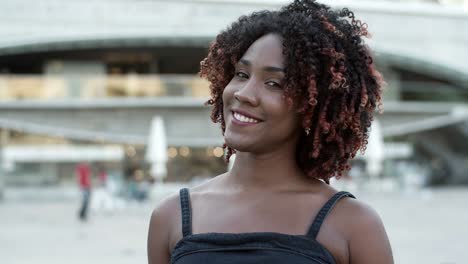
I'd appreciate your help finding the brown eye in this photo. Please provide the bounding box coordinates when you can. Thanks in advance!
[235,72,249,79]
[265,81,281,88]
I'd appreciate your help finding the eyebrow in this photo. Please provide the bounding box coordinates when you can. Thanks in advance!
[239,59,285,73]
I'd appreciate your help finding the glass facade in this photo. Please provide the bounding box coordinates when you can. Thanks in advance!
[0,74,211,100]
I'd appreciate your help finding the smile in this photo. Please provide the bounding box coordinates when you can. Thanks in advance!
[232,111,261,124]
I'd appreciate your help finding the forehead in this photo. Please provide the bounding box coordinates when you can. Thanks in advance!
[240,33,284,67]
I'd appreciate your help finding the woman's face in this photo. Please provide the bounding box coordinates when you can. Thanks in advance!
[222,33,301,154]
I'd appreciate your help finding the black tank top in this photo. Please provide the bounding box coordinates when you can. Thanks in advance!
[171,188,355,264]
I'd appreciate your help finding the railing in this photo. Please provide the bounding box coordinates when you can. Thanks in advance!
[0,74,211,100]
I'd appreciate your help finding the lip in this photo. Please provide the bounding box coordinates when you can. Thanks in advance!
[231,108,264,122]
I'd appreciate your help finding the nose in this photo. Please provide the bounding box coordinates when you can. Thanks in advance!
[234,78,260,106]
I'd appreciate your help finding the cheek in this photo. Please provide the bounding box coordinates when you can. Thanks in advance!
[263,95,288,118]
[222,82,236,122]
[266,98,300,130]
[222,81,236,106]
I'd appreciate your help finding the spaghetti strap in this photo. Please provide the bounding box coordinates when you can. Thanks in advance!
[306,191,356,239]
[179,188,192,237]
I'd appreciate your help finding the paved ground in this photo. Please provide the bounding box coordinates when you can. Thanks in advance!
[0,184,467,264]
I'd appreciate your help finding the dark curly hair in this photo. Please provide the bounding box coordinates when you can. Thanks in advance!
[200,0,384,183]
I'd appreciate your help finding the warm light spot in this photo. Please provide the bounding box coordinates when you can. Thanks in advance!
[180,146,190,157]
[126,146,136,157]
[213,147,224,158]
[167,147,178,158]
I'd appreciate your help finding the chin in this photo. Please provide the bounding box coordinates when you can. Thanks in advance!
[224,136,254,152]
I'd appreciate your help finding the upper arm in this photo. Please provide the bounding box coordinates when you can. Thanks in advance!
[347,201,394,264]
[147,193,180,264]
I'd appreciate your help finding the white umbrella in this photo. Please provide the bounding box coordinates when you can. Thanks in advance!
[363,118,385,179]
[145,116,168,181]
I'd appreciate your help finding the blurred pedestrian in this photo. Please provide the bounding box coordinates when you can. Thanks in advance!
[133,169,149,202]
[76,162,91,221]
[91,166,114,213]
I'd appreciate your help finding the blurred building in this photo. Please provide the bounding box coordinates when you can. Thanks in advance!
[0,0,466,190]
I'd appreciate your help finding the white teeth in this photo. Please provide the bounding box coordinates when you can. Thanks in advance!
[233,112,259,124]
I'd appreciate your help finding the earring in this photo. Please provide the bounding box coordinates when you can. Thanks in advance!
[305,128,311,136]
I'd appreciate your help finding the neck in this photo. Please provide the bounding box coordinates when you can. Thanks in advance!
[225,146,307,191]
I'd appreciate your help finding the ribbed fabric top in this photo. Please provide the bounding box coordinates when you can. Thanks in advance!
[171,188,355,264]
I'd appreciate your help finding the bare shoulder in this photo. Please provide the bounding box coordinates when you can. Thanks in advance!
[149,191,181,231]
[148,173,226,258]
[333,195,394,264]
[147,191,181,264]
[333,195,383,231]
[190,172,228,194]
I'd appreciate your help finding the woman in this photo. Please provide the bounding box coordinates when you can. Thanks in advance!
[148,0,393,263]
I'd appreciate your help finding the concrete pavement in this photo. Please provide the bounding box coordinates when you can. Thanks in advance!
[0,185,467,264]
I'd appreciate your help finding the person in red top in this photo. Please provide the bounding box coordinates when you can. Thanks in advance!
[76,162,92,221]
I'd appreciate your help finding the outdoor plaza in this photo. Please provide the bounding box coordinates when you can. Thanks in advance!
[0,1,467,264]
[1,183,467,264]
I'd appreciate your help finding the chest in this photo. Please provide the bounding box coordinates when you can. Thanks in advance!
[172,191,350,264]
[192,192,320,235]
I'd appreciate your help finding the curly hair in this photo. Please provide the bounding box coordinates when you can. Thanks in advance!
[200,0,384,183]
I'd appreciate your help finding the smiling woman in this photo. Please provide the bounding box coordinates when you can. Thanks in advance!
[148,1,393,264]
[222,34,301,154]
